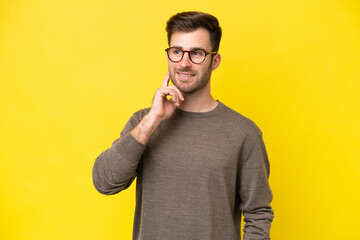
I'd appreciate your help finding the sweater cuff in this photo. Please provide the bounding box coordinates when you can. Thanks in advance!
[114,133,146,162]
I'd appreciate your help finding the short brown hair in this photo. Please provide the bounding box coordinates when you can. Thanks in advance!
[166,11,222,52]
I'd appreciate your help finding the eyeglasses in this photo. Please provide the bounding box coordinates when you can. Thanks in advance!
[165,47,217,64]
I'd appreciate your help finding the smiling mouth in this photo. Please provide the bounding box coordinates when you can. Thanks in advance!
[177,72,195,78]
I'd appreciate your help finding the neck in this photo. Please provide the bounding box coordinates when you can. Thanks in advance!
[178,84,218,112]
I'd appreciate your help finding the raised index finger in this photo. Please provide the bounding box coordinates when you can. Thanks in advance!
[161,72,170,88]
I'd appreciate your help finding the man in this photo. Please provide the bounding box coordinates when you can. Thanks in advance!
[93,11,274,240]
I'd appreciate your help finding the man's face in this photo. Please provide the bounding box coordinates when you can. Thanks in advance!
[167,28,220,94]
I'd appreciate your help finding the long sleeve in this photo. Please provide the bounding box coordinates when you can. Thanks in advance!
[239,134,274,240]
[92,111,148,195]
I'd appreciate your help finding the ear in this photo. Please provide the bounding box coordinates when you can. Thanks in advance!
[211,53,221,71]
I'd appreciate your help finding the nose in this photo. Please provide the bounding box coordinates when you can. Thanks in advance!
[180,52,192,68]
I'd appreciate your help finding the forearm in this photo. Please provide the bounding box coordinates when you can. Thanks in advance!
[92,133,146,195]
[243,207,274,240]
[130,112,163,145]
[93,110,162,195]
[93,72,180,194]
[240,135,274,239]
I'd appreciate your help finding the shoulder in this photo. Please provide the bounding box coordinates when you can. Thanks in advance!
[219,103,263,139]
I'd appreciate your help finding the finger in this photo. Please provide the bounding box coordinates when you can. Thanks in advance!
[161,72,170,88]
[168,85,184,101]
[156,88,178,104]
[167,88,179,105]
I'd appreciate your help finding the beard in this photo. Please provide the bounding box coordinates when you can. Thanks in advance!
[169,63,213,94]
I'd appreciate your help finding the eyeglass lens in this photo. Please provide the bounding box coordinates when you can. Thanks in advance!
[168,48,206,63]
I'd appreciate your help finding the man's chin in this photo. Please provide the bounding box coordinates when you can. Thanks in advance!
[170,74,205,94]
[171,80,194,94]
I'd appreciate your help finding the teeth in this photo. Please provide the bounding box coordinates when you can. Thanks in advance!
[179,73,193,77]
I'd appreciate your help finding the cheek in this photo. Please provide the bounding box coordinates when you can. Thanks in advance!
[168,61,177,70]
[168,66,176,79]
[199,64,211,74]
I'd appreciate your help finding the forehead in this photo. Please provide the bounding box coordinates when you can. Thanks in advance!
[170,28,212,50]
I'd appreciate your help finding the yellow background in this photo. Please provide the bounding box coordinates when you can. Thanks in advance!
[1,0,359,239]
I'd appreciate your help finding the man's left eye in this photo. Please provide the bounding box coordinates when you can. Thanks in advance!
[192,50,204,56]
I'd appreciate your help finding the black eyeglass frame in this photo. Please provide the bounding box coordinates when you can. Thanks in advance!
[165,47,217,64]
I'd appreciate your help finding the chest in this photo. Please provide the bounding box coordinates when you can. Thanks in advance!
[142,116,244,186]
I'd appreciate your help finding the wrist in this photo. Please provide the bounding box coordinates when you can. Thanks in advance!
[147,110,165,124]
[130,112,162,145]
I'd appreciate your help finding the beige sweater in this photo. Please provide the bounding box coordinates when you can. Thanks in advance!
[93,102,274,240]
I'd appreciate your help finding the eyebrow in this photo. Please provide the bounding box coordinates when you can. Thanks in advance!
[170,46,207,51]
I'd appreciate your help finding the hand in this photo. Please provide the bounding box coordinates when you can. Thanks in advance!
[149,72,184,121]
[130,72,184,145]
